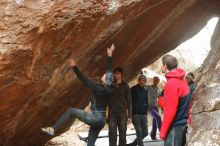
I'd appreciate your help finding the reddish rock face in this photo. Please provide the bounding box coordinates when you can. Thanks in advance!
[0,0,220,145]
[188,20,220,146]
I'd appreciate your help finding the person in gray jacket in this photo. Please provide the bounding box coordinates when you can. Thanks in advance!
[147,76,162,140]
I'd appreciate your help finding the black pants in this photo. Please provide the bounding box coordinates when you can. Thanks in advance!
[132,114,148,146]
[108,112,127,146]
[52,108,105,146]
[164,125,188,146]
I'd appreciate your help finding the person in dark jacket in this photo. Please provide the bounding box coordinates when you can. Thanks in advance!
[41,44,115,146]
[128,74,148,146]
[108,67,132,146]
[160,55,191,146]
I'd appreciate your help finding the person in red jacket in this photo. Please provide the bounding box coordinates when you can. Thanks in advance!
[160,55,191,146]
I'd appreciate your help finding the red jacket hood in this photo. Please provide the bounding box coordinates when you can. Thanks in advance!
[165,68,185,80]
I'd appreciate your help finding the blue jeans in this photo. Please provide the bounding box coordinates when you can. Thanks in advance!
[53,108,105,146]
[105,57,113,86]
[105,71,113,86]
[164,125,188,146]
[132,114,148,146]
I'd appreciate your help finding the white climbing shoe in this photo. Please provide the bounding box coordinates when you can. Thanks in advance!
[41,127,55,136]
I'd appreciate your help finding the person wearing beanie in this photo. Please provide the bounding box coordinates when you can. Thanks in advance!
[138,74,147,81]
[127,74,148,146]
[108,66,132,146]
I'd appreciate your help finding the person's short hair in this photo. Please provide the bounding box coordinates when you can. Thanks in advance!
[113,67,124,75]
[138,74,147,81]
[153,76,160,81]
[162,55,178,71]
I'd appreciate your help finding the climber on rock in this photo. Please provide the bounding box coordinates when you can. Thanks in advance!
[41,44,116,146]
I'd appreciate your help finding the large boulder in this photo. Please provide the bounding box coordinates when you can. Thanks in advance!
[0,0,219,145]
[188,20,220,146]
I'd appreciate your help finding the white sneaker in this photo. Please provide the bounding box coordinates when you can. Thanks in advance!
[41,127,55,136]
